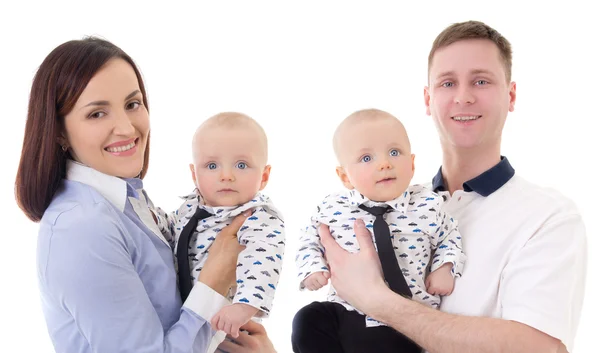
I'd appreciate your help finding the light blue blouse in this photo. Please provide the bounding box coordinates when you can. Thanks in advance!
[36,161,228,352]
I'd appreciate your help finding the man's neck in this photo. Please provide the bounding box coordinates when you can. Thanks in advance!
[441,144,501,195]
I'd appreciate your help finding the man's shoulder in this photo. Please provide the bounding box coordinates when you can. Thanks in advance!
[503,175,580,214]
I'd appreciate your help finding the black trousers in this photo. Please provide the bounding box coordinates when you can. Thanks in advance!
[292,301,421,353]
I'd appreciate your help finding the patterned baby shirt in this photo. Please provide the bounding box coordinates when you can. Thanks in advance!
[296,184,466,326]
[156,192,285,317]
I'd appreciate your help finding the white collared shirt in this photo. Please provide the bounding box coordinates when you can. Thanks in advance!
[434,175,587,352]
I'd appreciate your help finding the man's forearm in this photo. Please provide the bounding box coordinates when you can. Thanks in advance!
[370,290,565,353]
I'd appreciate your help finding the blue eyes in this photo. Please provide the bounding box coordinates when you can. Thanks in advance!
[360,150,400,162]
[206,162,248,170]
[442,80,488,87]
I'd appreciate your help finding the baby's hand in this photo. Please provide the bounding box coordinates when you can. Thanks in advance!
[211,303,258,338]
[302,271,330,291]
[425,262,455,296]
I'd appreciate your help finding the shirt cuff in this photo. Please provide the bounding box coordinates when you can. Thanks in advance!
[183,281,231,320]
[431,251,466,277]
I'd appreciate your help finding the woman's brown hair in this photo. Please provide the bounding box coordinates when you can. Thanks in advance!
[15,37,150,222]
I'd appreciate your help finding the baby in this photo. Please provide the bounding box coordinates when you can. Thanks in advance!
[292,109,466,353]
[156,112,285,350]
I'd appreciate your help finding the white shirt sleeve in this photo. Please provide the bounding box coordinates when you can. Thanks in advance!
[296,210,329,290]
[235,207,285,317]
[499,212,587,352]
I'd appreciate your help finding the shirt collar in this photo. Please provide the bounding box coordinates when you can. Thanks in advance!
[348,189,411,213]
[180,190,269,219]
[66,160,142,211]
[432,156,515,197]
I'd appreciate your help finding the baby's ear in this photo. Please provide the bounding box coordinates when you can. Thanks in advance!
[189,164,197,185]
[336,166,354,190]
[259,165,272,190]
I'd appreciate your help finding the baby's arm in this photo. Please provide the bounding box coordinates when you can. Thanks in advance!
[296,208,331,290]
[426,205,466,296]
[149,194,197,249]
[303,271,330,291]
[151,206,178,247]
[211,303,258,338]
[232,207,285,318]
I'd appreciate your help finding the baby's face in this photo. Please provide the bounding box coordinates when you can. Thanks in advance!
[191,126,269,207]
[336,119,414,202]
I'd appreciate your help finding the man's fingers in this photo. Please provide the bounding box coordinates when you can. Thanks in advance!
[318,223,342,260]
[354,219,377,255]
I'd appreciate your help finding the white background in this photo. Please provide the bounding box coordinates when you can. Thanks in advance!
[1,1,597,352]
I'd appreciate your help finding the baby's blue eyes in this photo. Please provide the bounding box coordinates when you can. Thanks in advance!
[207,162,247,169]
[361,155,372,163]
[390,149,399,157]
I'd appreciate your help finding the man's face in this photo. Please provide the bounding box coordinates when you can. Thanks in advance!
[425,39,516,152]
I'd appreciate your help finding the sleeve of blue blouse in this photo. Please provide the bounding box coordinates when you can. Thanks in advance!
[40,203,228,353]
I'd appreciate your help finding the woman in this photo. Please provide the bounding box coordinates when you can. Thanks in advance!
[15,37,275,353]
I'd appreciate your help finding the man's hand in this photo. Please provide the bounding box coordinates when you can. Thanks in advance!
[319,219,390,315]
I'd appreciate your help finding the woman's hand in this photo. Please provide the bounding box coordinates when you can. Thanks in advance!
[217,320,277,353]
[198,210,251,296]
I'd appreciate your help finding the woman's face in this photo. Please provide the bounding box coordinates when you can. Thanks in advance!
[62,58,149,178]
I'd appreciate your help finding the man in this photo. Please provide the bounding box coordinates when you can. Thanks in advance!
[317,20,586,353]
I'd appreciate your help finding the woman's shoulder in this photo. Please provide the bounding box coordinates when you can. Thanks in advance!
[40,180,123,239]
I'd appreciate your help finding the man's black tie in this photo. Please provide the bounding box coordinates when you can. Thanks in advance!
[176,206,212,302]
[358,204,412,298]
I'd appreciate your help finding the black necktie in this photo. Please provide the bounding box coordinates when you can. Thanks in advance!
[176,206,212,302]
[358,204,412,298]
